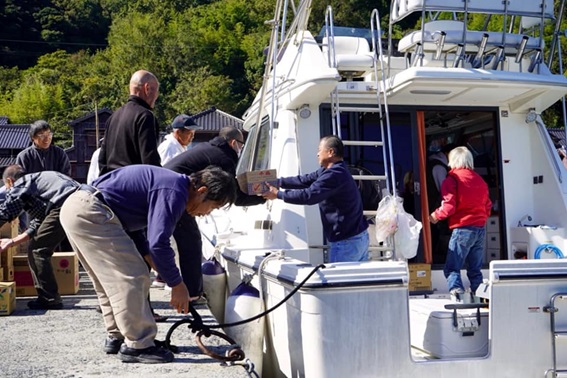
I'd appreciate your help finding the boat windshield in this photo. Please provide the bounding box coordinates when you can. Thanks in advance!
[315,26,380,46]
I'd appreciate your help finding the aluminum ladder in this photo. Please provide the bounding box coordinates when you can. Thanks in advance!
[324,7,396,260]
[544,293,567,377]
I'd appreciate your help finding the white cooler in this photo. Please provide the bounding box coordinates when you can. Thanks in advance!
[410,298,489,358]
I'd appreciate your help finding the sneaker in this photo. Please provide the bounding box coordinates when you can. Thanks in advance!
[449,288,465,302]
[153,312,169,323]
[27,299,64,310]
[118,344,174,363]
[104,336,124,354]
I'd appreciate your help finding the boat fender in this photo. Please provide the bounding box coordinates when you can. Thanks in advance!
[224,281,264,376]
[534,244,564,259]
[202,257,227,323]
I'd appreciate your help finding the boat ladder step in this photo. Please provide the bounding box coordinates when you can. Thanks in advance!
[352,175,386,181]
[337,106,382,113]
[551,370,567,377]
[343,140,384,147]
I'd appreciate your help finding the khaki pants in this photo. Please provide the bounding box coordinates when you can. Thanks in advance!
[60,190,156,349]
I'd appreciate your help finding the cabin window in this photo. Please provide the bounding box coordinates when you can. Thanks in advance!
[236,116,271,175]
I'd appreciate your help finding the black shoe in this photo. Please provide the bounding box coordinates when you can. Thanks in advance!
[104,336,124,354]
[27,299,64,310]
[118,344,174,363]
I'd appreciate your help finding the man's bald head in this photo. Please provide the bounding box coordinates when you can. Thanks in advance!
[129,70,160,108]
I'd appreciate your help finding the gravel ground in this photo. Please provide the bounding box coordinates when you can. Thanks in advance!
[0,271,250,378]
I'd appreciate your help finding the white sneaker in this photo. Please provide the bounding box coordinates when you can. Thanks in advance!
[450,288,465,302]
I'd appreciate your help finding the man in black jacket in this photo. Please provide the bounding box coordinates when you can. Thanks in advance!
[164,126,265,297]
[99,70,161,175]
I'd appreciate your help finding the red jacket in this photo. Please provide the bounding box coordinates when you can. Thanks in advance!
[433,168,492,229]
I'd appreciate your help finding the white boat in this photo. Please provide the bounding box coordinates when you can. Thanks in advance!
[198,0,567,376]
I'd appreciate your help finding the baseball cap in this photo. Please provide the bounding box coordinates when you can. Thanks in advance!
[171,114,202,130]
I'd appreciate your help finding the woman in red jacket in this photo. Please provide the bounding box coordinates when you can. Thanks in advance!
[429,146,492,300]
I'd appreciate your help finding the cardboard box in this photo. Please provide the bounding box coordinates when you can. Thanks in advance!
[53,252,80,295]
[1,246,15,281]
[409,263,432,292]
[0,220,18,239]
[13,252,79,297]
[0,282,16,316]
[237,169,277,195]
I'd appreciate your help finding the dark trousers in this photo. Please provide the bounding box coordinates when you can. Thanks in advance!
[28,207,66,303]
[173,212,203,297]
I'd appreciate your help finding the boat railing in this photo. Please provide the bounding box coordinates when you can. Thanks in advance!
[389,0,558,72]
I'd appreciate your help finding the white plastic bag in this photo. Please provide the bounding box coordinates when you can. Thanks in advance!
[394,205,422,259]
[374,195,399,243]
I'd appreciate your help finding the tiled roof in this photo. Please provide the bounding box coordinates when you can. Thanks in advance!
[191,107,243,131]
[0,125,31,149]
[0,156,17,168]
[68,108,112,126]
[548,128,566,147]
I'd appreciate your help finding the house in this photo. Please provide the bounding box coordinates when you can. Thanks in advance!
[66,108,112,183]
[189,106,245,144]
[0,122,32,175]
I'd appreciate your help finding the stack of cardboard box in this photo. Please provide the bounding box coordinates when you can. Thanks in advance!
[0,220,80,315]
[0,221,18,315]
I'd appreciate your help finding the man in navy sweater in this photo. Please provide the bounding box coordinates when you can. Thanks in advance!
[60,165,237,363]
[263,135,369,262]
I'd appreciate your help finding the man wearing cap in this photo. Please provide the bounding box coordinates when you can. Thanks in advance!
[158,114,201,165]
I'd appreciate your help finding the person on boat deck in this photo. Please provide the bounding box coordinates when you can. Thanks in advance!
[427,143,456,263]
[0,164,80,310]
[158,114,201,165]
[263,135,369,263]
[163,126,266,297]
[59,165,237,364]
[429,146,492,299]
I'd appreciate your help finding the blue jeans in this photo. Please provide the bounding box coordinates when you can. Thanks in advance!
[444,226,485,293]
[328,229,369,263]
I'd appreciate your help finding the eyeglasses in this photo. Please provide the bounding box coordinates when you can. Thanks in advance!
[35,132,53,140]
[235,139,245,146]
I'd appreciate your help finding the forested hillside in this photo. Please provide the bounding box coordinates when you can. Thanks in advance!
[0,0,564,146]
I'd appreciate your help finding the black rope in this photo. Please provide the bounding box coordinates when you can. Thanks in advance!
[165,263,326,343]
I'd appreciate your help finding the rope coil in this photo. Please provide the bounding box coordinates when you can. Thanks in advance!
[534,244,564,259]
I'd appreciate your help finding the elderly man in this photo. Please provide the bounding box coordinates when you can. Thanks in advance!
[263,135,369,263]
[158,114,202,165]
[0,165,80,310]
[16,120,71,176]
[99,70,161,175]
[60,165,237,363]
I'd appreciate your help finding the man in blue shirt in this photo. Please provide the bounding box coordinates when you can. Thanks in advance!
[59,165,237,363]
[263,135,369,262]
